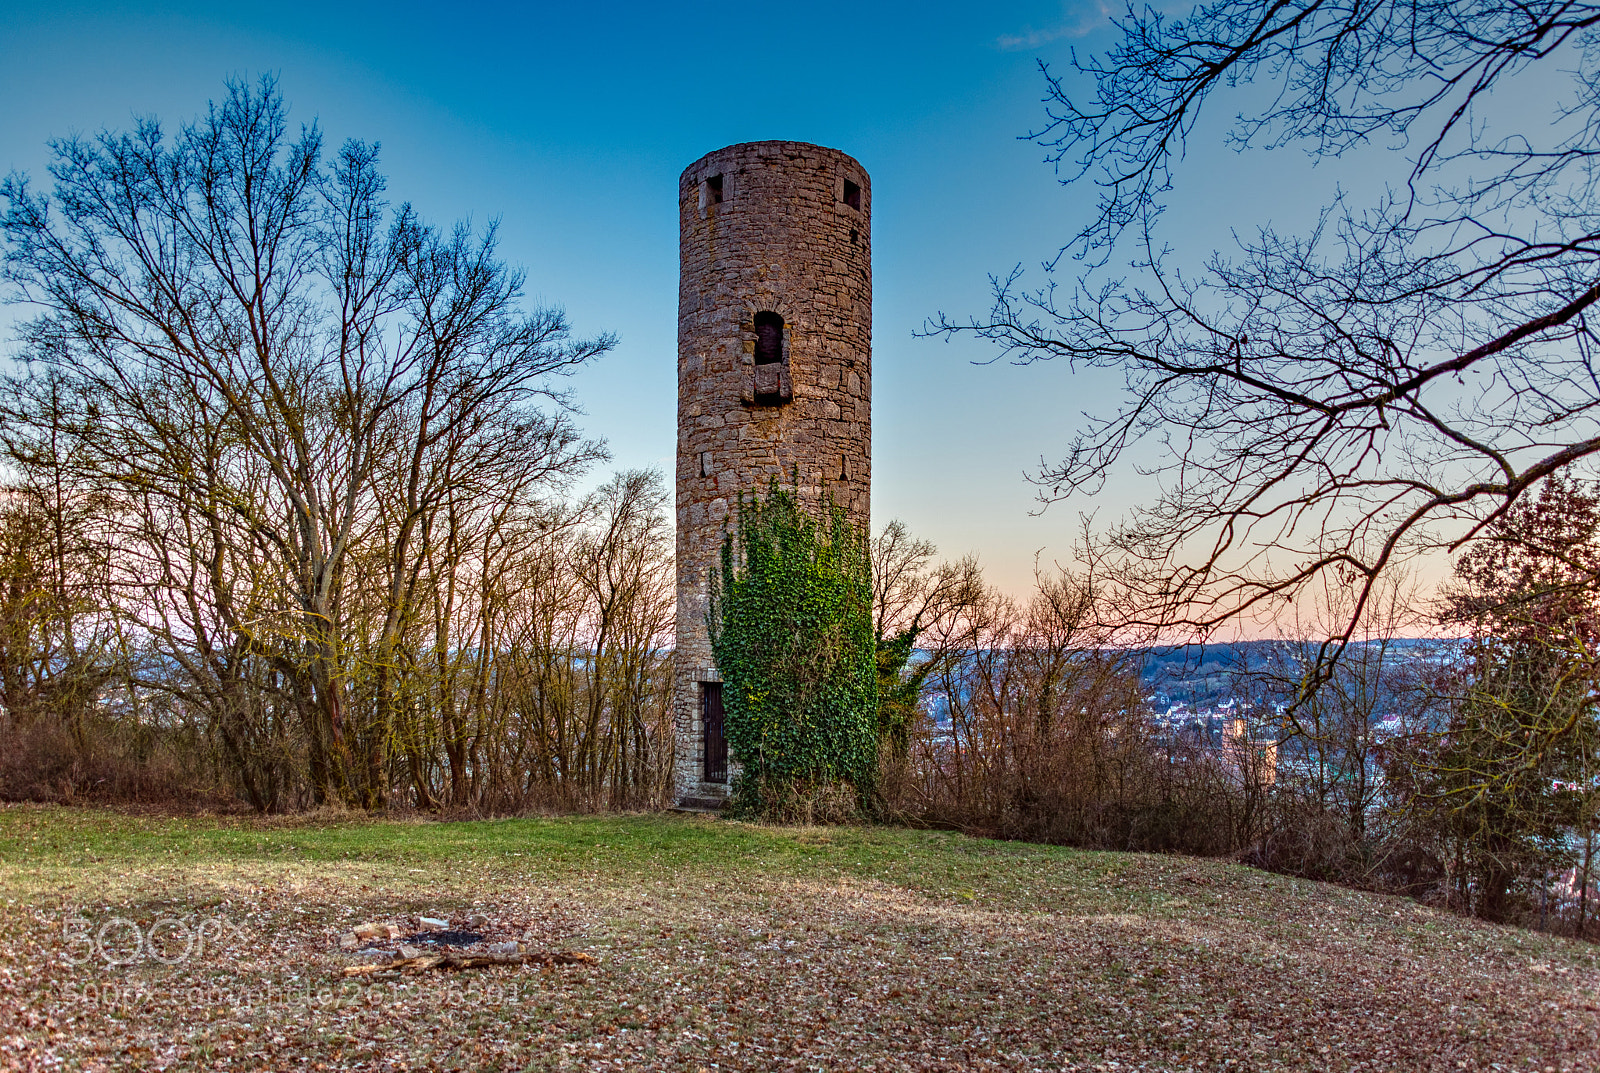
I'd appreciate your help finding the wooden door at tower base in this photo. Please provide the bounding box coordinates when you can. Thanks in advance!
[702,682,727,784]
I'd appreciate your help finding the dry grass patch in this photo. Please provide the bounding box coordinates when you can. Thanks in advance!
[0,804,1594,1071]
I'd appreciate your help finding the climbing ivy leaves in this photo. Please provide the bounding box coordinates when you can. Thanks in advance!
[708,483,876,816]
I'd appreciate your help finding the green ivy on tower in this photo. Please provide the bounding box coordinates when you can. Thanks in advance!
[708,481,877,814]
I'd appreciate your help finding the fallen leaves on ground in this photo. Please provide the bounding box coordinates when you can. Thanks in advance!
[0,807,1594,1071]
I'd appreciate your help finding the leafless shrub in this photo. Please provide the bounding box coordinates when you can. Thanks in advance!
[880,565,1244,855]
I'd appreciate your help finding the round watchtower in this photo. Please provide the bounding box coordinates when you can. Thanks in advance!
[673,141,872,806]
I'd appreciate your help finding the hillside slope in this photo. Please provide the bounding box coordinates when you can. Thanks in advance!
[0,806,1593,1071]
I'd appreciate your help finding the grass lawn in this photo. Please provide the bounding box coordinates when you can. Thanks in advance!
[0,804,1595,1071]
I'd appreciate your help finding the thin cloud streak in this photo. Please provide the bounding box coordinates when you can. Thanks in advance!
[996,2,1116,50]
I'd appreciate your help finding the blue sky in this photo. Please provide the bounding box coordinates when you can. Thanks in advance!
[0,0,1354,597]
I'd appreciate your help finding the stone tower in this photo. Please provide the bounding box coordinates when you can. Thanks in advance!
[673,141,872,806]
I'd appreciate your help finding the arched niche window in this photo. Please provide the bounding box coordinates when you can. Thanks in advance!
[751,311,791,405]
[754,311,783,365]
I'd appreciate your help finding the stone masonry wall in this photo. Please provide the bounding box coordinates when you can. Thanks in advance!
[674,141,872,804]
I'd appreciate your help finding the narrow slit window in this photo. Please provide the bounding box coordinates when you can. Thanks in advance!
[842,178,861,211]
[754,311,783,365]
[706,174,723,204]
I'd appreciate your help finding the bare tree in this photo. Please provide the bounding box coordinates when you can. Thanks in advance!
[0,376,117,735]
[898,566,1193,848]
[935,0,1600,665]
[870,520,984,752]
[572,471,676,808]
[1,77,610,807]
